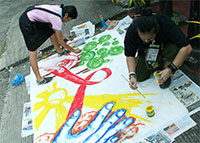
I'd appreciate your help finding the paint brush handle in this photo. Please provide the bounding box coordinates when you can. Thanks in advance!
[136,88,146,98]
[121,74,146,99]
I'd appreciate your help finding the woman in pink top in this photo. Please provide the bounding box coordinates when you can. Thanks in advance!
[19,4,81,85]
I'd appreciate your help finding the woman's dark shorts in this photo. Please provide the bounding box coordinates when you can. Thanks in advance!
[19,11,54,51]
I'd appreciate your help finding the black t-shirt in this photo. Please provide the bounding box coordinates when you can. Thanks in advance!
[124,14,190,57]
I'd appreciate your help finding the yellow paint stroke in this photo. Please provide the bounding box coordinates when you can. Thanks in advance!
[78,93,156,123]
[168,102,173,105]
[33,81,159,130]
[65,93,158,122]
[32,81,70,131]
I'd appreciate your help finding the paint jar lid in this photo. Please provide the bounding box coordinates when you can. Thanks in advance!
[145,105,154,112]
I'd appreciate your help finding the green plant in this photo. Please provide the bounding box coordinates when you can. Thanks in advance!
[132,0,146,7]
[112,0,146,8]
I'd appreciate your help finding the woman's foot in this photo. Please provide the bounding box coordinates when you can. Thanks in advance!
[37,77,53,85]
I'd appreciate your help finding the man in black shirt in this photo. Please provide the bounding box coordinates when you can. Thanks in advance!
[124,8,192,89]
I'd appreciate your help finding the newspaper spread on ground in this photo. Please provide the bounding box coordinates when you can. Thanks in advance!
[21,102,34,138]
[138,130,174,143]
[137,114,196,143]
[67,36,86,48]
[163,114,196,138]
[25,75,31,95]
[113,15,133,38]
[106,19,119,30]
[169,70,200,114]
[67,21,95,48]
[70,21,95,40]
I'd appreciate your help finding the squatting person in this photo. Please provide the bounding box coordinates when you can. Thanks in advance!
[124,8,192,89]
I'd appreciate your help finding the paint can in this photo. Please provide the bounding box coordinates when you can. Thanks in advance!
[145,105,155,117]
[153,70,161,85]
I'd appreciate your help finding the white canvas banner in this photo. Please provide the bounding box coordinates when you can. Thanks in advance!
[30,30,187,143]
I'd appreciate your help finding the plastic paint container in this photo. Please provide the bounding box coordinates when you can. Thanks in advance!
[145,105,155,117]
[153,71,161,85]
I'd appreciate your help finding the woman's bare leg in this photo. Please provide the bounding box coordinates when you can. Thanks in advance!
[29,50,43,82]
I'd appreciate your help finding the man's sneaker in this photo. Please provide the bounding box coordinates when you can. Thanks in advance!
[37,77,53,85]
[160,77,171,89]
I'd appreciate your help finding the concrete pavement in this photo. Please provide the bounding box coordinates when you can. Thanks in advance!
[0,0,126,71]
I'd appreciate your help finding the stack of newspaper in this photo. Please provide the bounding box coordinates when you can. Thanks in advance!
[67,21,95,48]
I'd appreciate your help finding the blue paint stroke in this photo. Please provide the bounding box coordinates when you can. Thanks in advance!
[52,102,134,143]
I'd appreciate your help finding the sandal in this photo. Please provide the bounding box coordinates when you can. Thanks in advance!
[37,77,53,85]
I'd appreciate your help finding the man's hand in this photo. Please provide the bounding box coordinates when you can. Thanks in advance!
[129,77,138,90]
[158,68,172,84]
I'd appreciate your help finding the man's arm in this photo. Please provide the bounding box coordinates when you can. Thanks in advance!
[159,44,192,84]
[172,44,192,68]
[126,56,136,73]
[126,56,138,89]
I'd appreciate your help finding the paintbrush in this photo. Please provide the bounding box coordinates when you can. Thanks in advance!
[121,74,146,99]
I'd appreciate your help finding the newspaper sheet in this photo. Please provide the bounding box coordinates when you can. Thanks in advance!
[163,114,196,138]
[137,114,196,142]
[106,19,119,30]
[70,21,95,39]
[25,75,31,95]
[113,15,133,38]
[169,70,200,114]
[138,130,174,143]
[21,102,34,138]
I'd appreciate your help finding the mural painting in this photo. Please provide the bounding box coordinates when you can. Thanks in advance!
[30,30,187,143]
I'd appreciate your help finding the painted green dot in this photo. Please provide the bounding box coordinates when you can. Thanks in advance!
[102,42,110,46]
[83,41,98,51]
[104,59,110,63]
[113,38,117,40]
[98,34,112,44]
[78,61,85,66]
[95,48,98,50]
[97,48,108,58]
[92,37,97,40]
[80,51,95,61]
[112,40,120,45]
[108,46,124,56]
[86,57,104,69]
